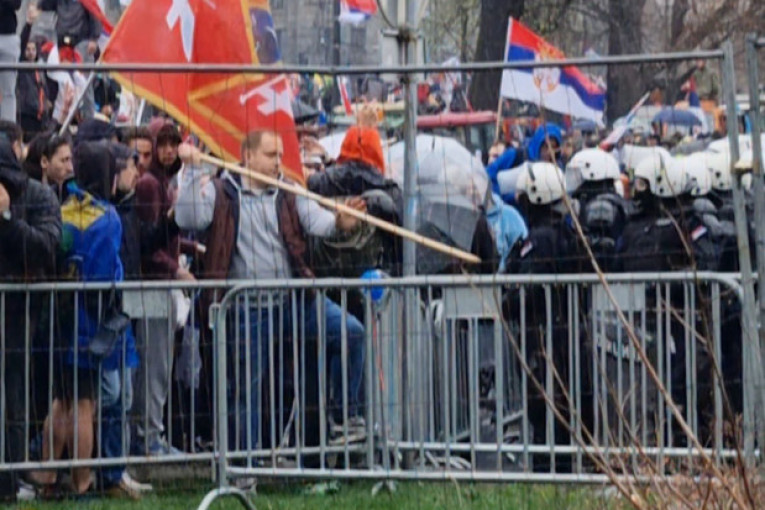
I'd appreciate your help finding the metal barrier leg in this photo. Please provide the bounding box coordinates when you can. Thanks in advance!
[196,487,256,510]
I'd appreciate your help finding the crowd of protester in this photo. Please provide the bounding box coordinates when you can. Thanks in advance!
[0,0,754,503]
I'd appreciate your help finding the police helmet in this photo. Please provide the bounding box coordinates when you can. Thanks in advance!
[567,148,620,182]
[515,162,567,205]
[706,151,733,191]
[677,153,712,197]
[633,152,686,198]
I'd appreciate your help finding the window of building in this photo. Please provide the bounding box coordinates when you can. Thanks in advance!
[351,26,366,48]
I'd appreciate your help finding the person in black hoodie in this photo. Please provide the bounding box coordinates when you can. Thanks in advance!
[109,143,140,278]
[307,125,403,279]
[23,133,48,181]
[0,121,61,501]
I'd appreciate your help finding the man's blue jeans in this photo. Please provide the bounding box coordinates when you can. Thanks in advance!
[99,367,133,487]
[230,294,365,450]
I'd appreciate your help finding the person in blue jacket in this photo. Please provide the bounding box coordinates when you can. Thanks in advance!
[486,123,564,206]
[34,141,138,498]
[526,123,564,166]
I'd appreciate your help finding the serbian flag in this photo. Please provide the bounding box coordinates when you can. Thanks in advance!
[339,0,377,25]
[500,18,605,126]
[101,0,303,184]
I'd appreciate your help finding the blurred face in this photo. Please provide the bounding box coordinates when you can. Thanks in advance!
[696,59,706,70]
[12,140,22,161]
[24,42,36,62]
[244,133,283,187]
[157,140,178,168]
[130,138,153,174]
[540,139,560,163]
[117,158,139,193]
[42,143,73,185]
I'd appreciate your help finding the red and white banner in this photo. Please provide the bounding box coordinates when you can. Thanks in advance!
[101,0,304,184]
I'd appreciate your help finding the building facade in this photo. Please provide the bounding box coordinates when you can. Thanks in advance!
[270,0,383,66]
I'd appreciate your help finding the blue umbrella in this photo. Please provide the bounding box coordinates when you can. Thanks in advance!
[652,108,703,127]
[572,119,598,132]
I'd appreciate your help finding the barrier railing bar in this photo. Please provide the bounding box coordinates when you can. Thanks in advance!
[0,272,745,293]
[222,466,716,484]
[0,50,724,75]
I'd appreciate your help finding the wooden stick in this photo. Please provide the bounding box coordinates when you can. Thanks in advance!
[198,153,482,265]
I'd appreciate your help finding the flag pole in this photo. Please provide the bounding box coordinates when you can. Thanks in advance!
[196,152,481,265]
[494,96,504,142]
[59,71,96,136]
[494,17,514,142]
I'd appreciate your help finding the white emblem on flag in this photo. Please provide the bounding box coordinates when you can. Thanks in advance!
[167,0,195,62]
[240,77,293,118]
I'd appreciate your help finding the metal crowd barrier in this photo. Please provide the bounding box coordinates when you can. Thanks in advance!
[0,280,234,482]
[0,273,750,501]
[202,272,749,503]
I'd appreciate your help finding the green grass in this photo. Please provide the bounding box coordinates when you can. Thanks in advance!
[4,482,624,510]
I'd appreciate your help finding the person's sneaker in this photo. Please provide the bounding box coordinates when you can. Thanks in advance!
[146,437,183,456]
[121,472,153,493]
[16,480,37,501]
[105,480,141,501]
[330,416,367,445]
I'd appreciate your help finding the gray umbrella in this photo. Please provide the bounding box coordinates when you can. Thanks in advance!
[387,135,488,273]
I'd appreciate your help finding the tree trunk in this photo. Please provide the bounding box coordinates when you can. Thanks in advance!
[468,0,524,110]
[606,0,648,120]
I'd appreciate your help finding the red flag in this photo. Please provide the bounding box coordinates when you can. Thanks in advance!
[80,0,113,35]
[101,0,304,184]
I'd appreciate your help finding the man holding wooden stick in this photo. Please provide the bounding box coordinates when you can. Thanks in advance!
[175,130,368,447]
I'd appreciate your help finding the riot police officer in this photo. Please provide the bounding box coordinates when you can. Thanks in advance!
[566,148,631,272]
[618,151,718,446]
[510,162,588,472]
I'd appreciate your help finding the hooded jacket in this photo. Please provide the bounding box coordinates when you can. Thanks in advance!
[336,126,386,174]
[109,143,141,278]
[61,141,135,372]
[75,116,117,147]
[486,123,564,206]
[308,159,403,221]
[526,123,563,164]
[135,151,183,279]
[75,140,118,201]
